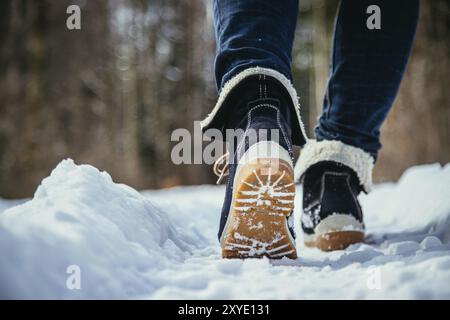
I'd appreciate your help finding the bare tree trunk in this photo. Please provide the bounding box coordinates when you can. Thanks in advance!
[375,0,450,181]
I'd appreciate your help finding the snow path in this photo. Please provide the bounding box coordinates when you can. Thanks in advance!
[1,159,449,299]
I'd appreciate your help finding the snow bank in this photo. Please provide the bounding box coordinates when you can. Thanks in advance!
[361,163,450,243]
[0,199,26,215]
[1,160,449,299]
[0,159,197,299]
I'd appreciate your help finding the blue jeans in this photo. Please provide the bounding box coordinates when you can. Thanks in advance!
[213,0,419,159]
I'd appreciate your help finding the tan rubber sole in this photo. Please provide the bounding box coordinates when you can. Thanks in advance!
[221,158,297,259]
[304,231,365,251]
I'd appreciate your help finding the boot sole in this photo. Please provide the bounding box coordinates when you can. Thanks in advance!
[221,157,297,259]
[304,231,365,251]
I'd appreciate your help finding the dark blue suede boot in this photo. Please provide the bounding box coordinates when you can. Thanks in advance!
[295,140,374,251]
[204,69,308,259]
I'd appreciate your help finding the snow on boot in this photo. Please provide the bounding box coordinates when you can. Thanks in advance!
[203,68,308,259]
[295,140,374,251]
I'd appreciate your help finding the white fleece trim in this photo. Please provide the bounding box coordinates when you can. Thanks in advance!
[294,140,374,192]
[200,67,308,143]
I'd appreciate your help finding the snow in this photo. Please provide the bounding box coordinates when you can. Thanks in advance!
[1,159,450,299]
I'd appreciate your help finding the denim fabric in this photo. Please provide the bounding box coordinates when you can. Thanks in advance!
[213,0,419,159]
[315,0,419,159]
[213,0,299,89]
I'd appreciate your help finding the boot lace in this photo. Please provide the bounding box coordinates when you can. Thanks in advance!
[213,152,230,184]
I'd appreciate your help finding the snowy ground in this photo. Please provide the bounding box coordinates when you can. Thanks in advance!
[1,159,450,299]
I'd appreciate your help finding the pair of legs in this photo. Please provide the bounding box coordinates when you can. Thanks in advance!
[203,0,419,257]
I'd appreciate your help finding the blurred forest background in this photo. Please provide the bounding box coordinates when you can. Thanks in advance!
[0,0,449,198]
